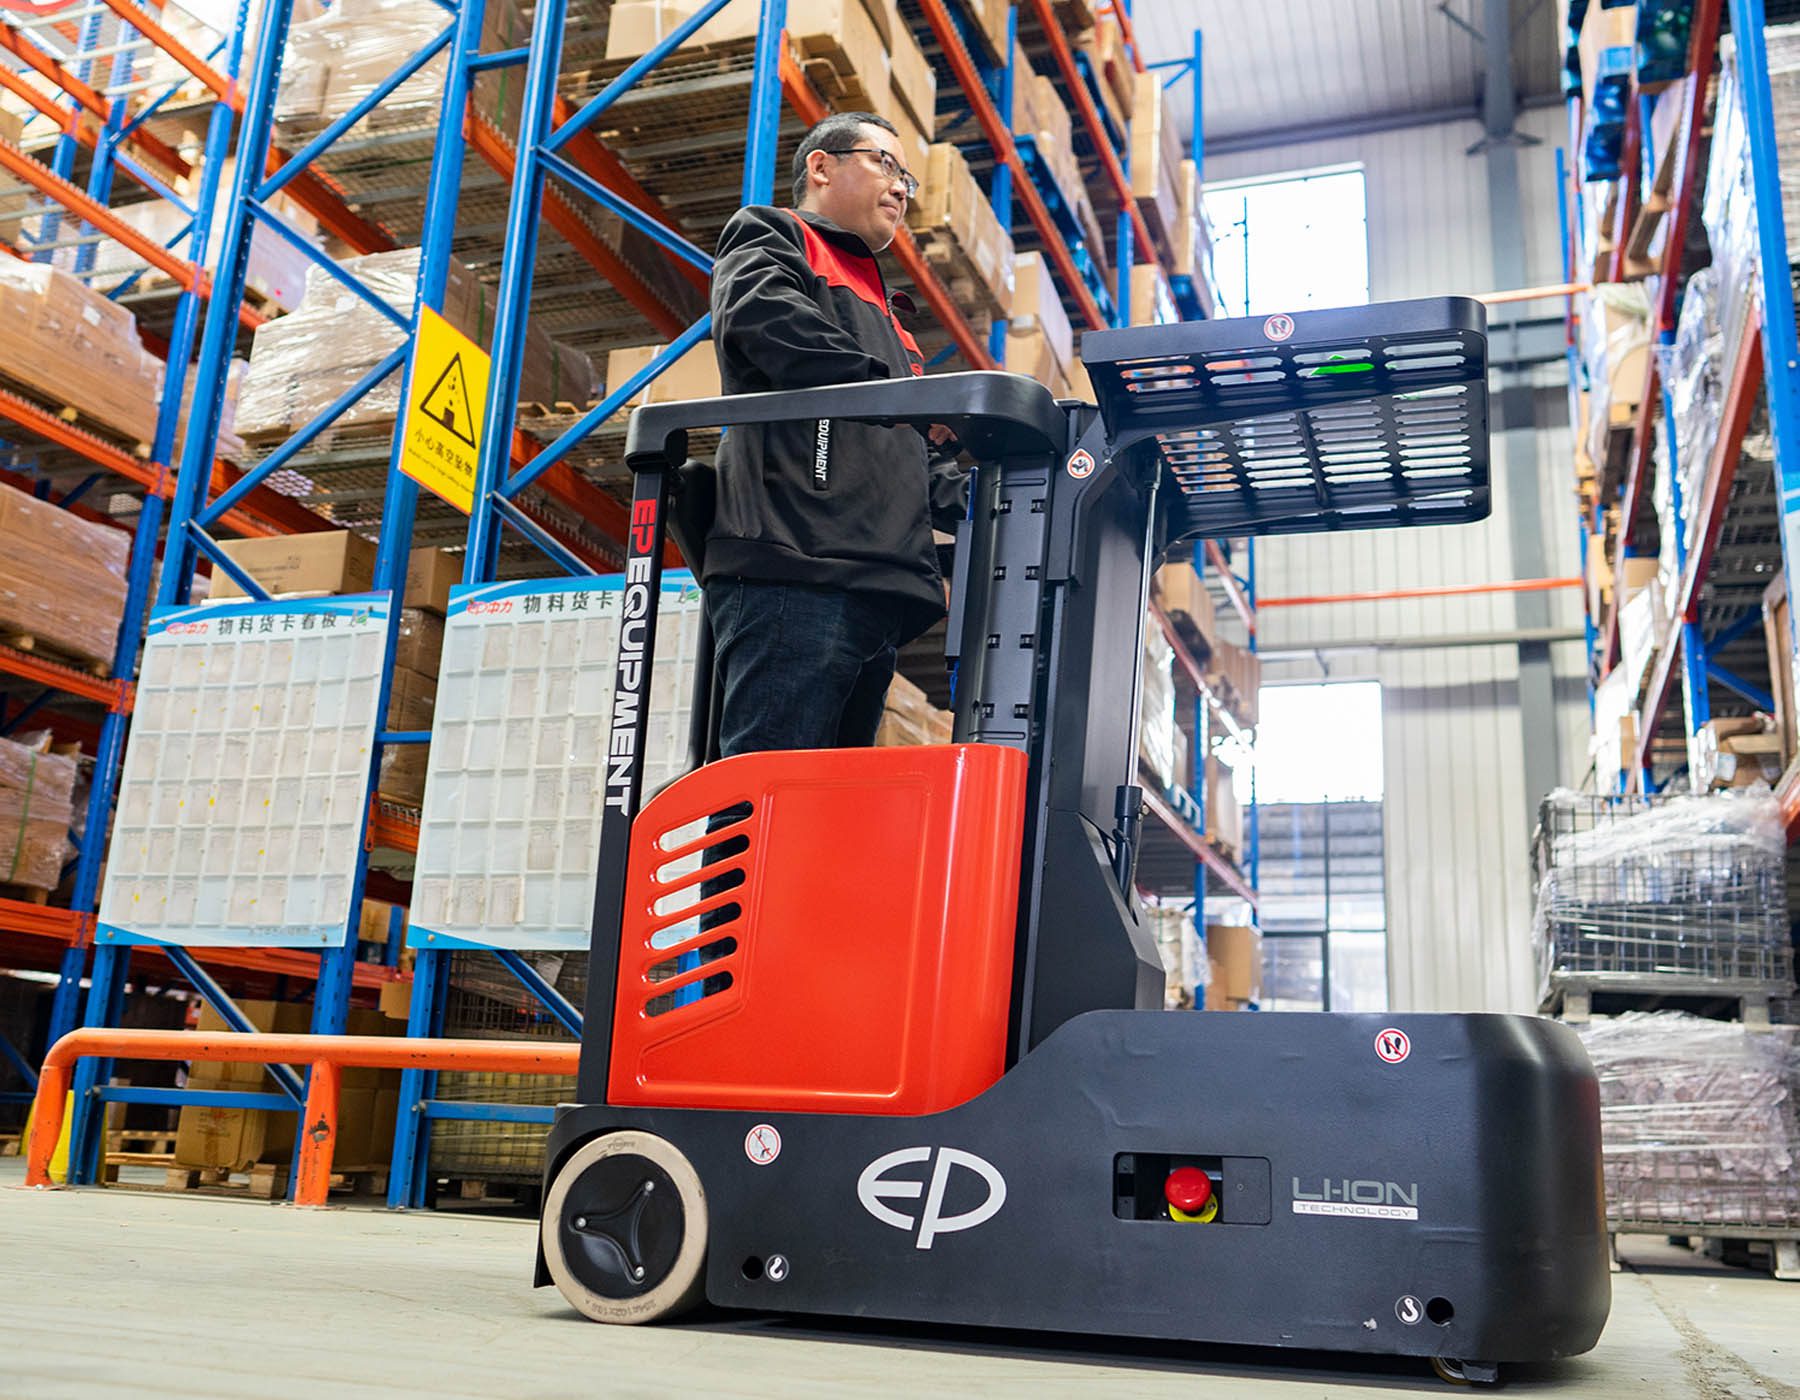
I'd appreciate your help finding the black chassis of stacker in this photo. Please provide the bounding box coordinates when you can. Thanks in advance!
[536,300,1612,1371]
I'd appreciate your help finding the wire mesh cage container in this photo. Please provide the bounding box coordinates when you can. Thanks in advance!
[1532,788,1797,1001]
[1577,1014,1800,1233]
[428,951,585,1185]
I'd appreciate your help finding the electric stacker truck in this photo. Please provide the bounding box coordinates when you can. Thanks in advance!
[532,298,1612,1385]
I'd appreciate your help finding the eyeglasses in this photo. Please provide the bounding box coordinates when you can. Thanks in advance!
[824,147,920,200]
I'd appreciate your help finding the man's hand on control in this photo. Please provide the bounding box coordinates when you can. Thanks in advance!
[927,423,958,448]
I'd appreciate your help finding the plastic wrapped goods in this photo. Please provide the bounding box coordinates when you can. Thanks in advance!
[0,733,76,891]
[1533,788,1794,997]
[0,260,162,442]
[0,479,130,665]
[236,249,596,440]
[1578,1013,1800,1230]
[277,0,526,139]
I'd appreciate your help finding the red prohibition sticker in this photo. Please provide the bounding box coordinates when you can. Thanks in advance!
[1263,313,1296,341]
[1067,448,1096,479]
[744,1123,782,1165]
[1374,1028,1411,1064]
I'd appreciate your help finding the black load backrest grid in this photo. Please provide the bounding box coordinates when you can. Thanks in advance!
[1080,297,1492,541]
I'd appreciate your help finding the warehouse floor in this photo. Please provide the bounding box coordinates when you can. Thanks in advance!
[3,1160,1795,1399]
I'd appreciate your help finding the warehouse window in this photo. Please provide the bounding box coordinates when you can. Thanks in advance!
[1242,682,1387,1012]
[1205,165,1371,319]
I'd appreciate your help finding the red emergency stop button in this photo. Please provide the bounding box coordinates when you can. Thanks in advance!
[1165,1166,1219,1222]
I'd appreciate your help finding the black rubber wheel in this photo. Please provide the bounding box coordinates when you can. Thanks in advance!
[541,1130,709,1324]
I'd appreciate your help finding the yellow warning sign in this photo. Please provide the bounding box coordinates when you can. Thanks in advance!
[400,306,490,514]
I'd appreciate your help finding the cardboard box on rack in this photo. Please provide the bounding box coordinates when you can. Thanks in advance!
[0,478,131,666]
[210,532,378,601]
[1131,262,1178,327]
[1153,561,1215,648]
[394,607,446,678]
[0,260,163,444]
[211,538,461,610]
[606,342,723,407]
[875,672,951,746]
[1010,56,1081,204]
[1005,326,1072,399]
[1130,68,1181,243]
[906,143,1014,317]
[1009,252,1074,376]
[1205,924,1261,1004]
[605,0,889,104]
[886,16,936,131]
[404,547,460,616]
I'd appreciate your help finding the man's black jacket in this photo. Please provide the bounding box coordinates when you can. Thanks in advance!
[707,205,967,643]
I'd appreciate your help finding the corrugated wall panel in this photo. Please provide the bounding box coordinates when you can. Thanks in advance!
[1218,112,1584,1013]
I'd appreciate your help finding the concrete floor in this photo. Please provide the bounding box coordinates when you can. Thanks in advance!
[2,1161,1796,1399]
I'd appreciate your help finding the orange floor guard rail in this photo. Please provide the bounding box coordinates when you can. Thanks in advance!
[25,1030,580,1206]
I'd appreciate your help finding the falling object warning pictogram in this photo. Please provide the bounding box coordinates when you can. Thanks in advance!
[419,353,479,448]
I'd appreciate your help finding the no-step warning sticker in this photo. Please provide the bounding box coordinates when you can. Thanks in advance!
[400,306,490,514]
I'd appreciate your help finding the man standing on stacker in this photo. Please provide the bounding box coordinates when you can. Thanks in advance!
[705,111,966,757]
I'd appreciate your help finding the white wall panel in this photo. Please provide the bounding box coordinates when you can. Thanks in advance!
[1224,112,1585,1013]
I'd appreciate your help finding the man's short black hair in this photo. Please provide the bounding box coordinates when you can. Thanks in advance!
[791,111,899,205]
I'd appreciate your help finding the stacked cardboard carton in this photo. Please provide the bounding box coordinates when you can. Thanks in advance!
[1204,924,1261,1011]
[378,606,447,805]
[1005,253,1077,399]
[1129,68,1183,256]
[0,480,131,667]
[1131,262,1178,327]
[236,249,595,441]
[1152,560,1216,661]
[607,342,723,406]
[0,260,163,443]
[1207,636,1260,727]
[1169,161,1217,315]
[906,144,1015,320]
[175,999,404,1173]
[0,734,75,893]
[875,672,952,746]
[606,0,933,174]
[1011,50,1082,206]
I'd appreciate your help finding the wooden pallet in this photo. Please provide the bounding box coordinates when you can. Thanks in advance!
[1,631,110,678]
[147,1159,389,1199]
[1543,978,1785,1027]
[0,883,51,906]
[0,1133,21,1158]
[1613,1230,1800,1281]
[0,364,155,462]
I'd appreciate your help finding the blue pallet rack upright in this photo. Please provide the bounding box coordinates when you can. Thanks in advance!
[60,0,497,1181]
[0,0,316,1148]
[387,0,785,1210]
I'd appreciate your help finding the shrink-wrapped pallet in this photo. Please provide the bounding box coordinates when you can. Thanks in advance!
[0,260,162,442]
[0,733,76,892]
[236,249,596,440]
[1577,1013,1800,1230]
[0,479,130,666]
[277,0,527,138]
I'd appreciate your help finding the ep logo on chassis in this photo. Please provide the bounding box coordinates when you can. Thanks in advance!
[857,1147,1007,1249]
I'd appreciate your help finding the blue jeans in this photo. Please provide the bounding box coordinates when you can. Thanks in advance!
[705,577,904,756]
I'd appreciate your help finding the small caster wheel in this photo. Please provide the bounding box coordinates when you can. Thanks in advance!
[542,1129,708,1324]
[1431,1358,1499,1387]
